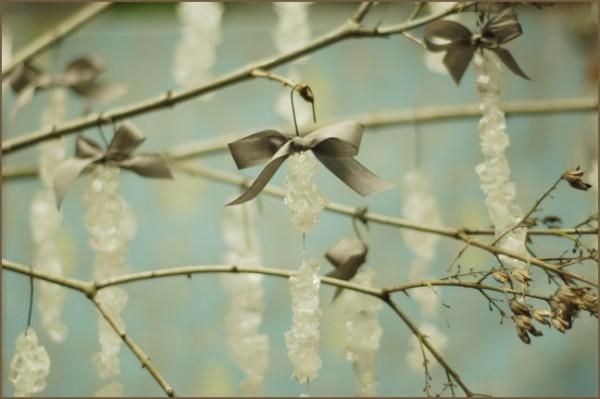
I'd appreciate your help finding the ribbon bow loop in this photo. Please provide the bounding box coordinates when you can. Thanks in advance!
[226,121,392,206]
[53,121,173,209]
[424,8,530,84]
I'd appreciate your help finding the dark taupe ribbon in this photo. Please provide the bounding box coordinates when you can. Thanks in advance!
[9,56,126,119]
[424,8,530,84]
[226,121,393,206]
[53,122,173,208]
[325,238,368,302]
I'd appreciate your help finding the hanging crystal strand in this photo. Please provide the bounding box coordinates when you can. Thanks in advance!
[285,258,322,387]
[401,169,448,375]
[273,3,313,131]
[221,202,269,396]
[9,328,51,397]
[173,2,224,101]
[84,164,137,396]
[341,267,383,396]
[29,89,69,344]
[401,169,443,315]
[473,50,528,272]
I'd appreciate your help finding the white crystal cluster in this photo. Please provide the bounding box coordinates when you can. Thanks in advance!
[284,152,327,233]
[9,328,51,397]
[285,258,322,384]
[221,202,269,396]
[173,2,223,100]
[401,169,443,316]
[30,89,69,343]
[83,165,136,395]
[341,267,383,396]
[473,51,528,269]
[406,323,448,372]
[273,2,313,130]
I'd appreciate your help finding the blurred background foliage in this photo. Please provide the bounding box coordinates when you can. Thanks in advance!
[2,2,598,397]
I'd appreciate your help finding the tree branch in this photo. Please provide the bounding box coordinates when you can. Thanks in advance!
[1,3,111,79]
[91,296,176,397]
[2,1,472,156]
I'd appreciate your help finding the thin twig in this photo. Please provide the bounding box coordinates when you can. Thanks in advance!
[91,296,176,397]
[492,176,563,246]
[382,296,474,397]
[250,69,298,89]
[2,3,111,79]
[2,1,473,156]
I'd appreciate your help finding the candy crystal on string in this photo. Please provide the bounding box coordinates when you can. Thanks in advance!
[221,202,269,396]
[473,51,528,271]
[9,328,51,397]
[31,88,69,343]
[284,152,326,233]
[342,267,383,396]
[95,381,124,397]
[84,164,135,386]
[285,258,322,384]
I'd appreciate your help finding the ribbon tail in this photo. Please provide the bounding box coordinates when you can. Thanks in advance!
[53,157,97,209]
[226,155,289,206]
[331,287,344,303]
[493,47,531,81]
[119,154,174,179]
[10,84,36,122]
[443,46,476,85]
[315,155,393,197]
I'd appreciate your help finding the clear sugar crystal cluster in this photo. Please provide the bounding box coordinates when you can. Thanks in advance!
[284,152,326,233]
[9,328,51,397]
[31,89,69,343]
[401,168,443,315]
[84,164,136,387]
[285,258,322,384]
[473,51,528,269]
[221,203,269,396]
[342,268,382,396]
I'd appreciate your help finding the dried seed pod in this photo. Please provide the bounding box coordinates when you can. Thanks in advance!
[509,299,531,316]
[531,309,552,326]
[562,166,593,191]
[492,269,511,284]
[511,268,532,285]
[551,317,569,333]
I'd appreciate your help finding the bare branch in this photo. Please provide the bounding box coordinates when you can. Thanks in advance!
[2,1,471,156]
[2,3,111,79]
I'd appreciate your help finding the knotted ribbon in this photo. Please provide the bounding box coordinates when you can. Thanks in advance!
[9,55,126,119]
[53,122,173,208]
[325,238,368,302]
[226,121,393,206]
[424,8,530,84]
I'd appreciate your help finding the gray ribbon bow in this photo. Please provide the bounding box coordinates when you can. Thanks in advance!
[325,238,369,302]
[53,122,173,208]
[9,55,127,119]
[424,8,530,84]
[226,121,393,206]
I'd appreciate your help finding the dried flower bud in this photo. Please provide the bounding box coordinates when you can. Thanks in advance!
[9,63,42,93]
[531,309,551,326]
[551,317,569,333]
[492,269,511,284]
[511,268,532,285]
[509,299,531,316]
[561,166,592,191]
[295,84,314,104]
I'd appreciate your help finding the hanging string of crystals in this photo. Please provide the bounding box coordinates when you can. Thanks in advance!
[283,87,324,394]
[9,327,51,397]
[473,48,529,274]
[341,267,383,396]
[173,2,224,101]
[273,2,313,131]
[221,201,269,396]
[84,162,137,397]
[29,89,69,344]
